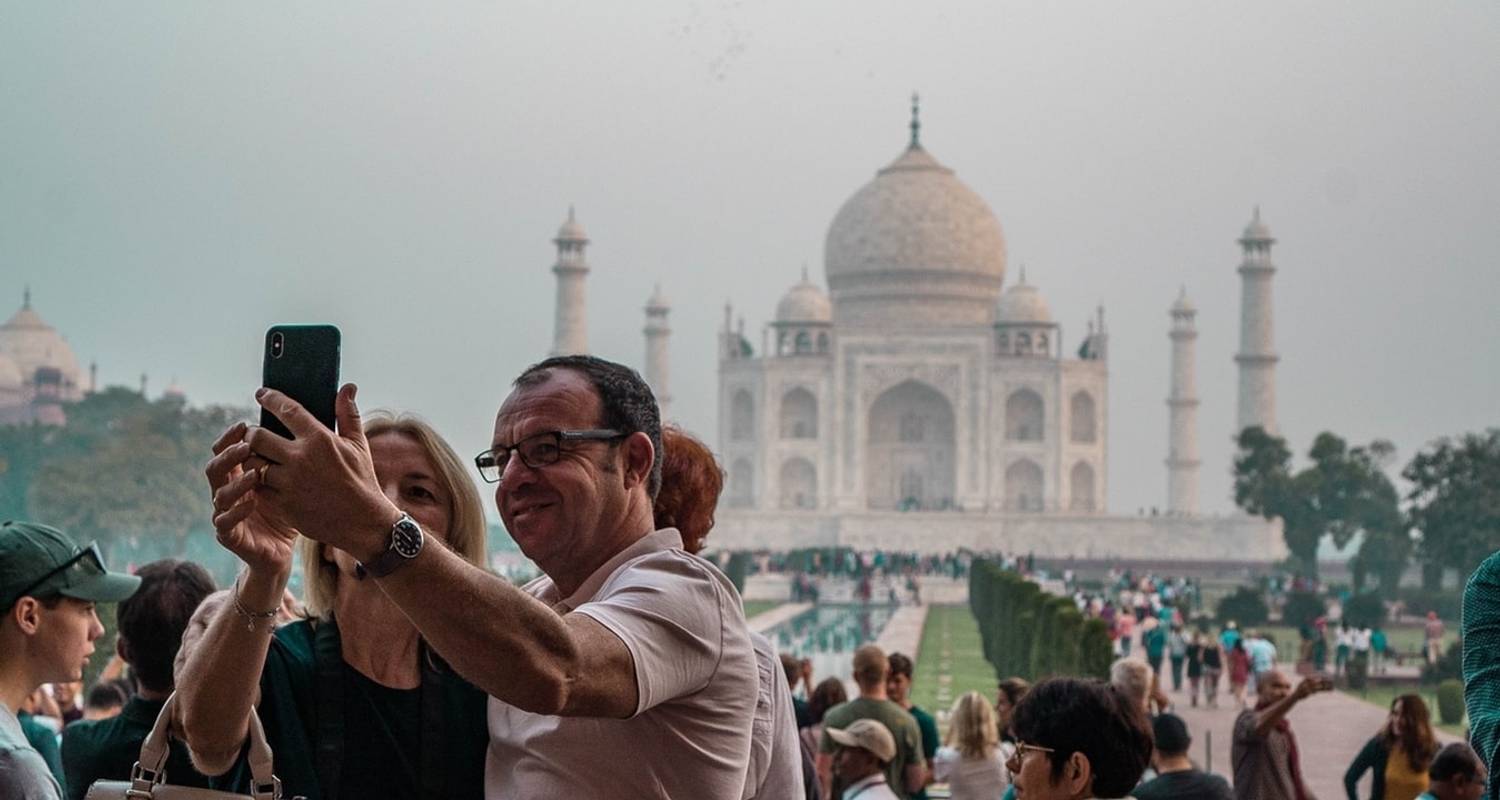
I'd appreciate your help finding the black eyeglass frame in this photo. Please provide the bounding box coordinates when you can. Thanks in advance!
[474,429,626,483]
[4,543,106,609]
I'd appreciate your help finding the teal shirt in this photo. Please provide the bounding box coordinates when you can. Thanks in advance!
[1463,550,1500,800]
[17,713,64,794]
[909,705,939,800]
[213,618,489,800]
[61,695,209,800]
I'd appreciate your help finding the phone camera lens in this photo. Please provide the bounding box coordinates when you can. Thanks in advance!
[270,332,285,359]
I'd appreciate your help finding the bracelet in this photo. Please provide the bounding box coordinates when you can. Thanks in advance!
[233,575,280,632]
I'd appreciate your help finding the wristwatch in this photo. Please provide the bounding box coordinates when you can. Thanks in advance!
[361,513,424,578]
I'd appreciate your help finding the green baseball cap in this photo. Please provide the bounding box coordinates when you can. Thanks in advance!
[0,521,140,610]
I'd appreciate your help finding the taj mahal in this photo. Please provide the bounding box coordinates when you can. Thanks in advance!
[541,101,1287,566]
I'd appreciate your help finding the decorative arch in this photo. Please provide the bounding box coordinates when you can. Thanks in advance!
[1070,461,1096,512]
[865,380,956,511]
[794,330,813,354]
[1006,389,1045,441]
[779,458,817,509]
[780,387,818,439]
[1070,391,1097,443]
[730,390,754,441]
[729,457,754,508]
[1005,459,1045,512]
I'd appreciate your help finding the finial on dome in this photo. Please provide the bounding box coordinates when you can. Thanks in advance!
[568,204,576,222]
[1253,204,1261,223]
[909,92,921,150]
[800,263,809,283]
[1018,264,1027,285]
[22,285,31,310]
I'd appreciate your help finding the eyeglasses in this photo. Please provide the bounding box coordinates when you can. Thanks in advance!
[1006,741,1057,772]
[474,429,626,483]
[4,544,106,609]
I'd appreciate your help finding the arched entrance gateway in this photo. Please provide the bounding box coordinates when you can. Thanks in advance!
[865,380,956,511]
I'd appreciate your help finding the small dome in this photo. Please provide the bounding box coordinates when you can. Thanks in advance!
[1241,207,1273,242]
[996,273,1052,325]
[0,293,83,400]
[555,206,588,242]
[645,284,669,311]
[776,275,832,324]
[1171,287,1196,314]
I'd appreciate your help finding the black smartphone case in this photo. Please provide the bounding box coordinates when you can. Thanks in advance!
[260,324,341,440]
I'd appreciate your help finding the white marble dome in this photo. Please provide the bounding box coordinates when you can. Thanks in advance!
[775,276,832,324]
[0,297,84,399]
[555,207,588,242]
[996,276,1052,325]
[824,142,1007,327]
[0,352,22,392]
[1241,208,1273,242]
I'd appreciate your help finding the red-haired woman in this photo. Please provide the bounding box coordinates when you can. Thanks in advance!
[1342,693,1439,800]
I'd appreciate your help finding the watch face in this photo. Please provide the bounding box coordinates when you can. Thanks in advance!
[392,518,423,558]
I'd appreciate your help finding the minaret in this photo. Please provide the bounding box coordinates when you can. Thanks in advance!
[550,206,590,356]
[1166,287,1200,515]
[1234,207,1279,434]
[642,284,671,417]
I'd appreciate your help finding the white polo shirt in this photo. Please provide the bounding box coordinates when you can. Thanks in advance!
[485,528,758,799]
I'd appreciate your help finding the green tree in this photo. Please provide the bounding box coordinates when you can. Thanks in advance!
[1405,429,1500,588]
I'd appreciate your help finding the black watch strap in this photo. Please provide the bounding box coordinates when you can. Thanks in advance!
[363,513,423,578]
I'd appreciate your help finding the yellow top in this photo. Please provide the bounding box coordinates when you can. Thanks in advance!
[1384,746,1430,800]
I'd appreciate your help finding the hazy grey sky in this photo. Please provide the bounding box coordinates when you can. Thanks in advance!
[3,2,1497,517]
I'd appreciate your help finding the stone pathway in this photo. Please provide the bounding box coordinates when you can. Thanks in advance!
[1158,661,1459,798]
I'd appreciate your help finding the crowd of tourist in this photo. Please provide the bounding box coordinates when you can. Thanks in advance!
[1,351,1498,800]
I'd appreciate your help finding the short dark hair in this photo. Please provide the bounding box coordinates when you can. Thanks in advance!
[1010,678,1153,797]
[1429,742,1483,782]
[116,559,215,693]
[888,652,914,679]
[1151,713,1191,756]
[515,355,664,499]
[85,680,128,712]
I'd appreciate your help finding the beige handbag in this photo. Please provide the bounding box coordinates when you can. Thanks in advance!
[85,692,285,800]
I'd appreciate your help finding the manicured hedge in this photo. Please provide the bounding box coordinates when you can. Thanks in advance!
[969,560,1111,681]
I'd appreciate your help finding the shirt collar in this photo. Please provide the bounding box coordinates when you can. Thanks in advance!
[842,773,887,798]
[536,527,685,612]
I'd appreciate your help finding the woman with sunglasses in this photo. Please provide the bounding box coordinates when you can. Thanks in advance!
[177,413,490,800]
[1005,678,1153,800]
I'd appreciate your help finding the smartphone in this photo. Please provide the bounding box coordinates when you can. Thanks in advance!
[260,324,341,440]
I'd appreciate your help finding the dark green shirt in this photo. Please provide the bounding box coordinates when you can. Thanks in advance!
[61,696,210,800]
[213,618,488,800]
[908,705,939,800]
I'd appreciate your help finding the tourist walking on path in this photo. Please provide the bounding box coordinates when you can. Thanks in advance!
[1336,622,1354,678]
[1416,742,1486,800]
[818,645,926,799]
[887,653,937,800]
[1201,633,1223,708]
[1342,694,1438,800]
[1186,633,1205,706]
[1424,613,1445,666]
[1228,640,1251,707]
[1144,618,1168,677]
[932,692,1008,800]
[1169,624,1189,691]
[1117,612,1135,657]
[1005,678,1153,800]
[1231,669,1333,800]
[1132,713,1233,800]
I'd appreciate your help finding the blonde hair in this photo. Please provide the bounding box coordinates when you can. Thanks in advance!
[1110,658,1152,711]
[297,412,488,619]
[946,691,999,760]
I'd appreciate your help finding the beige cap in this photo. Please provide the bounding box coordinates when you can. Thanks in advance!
[827,718,897,763]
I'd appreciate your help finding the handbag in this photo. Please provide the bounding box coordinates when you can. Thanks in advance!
[85,691,286,800]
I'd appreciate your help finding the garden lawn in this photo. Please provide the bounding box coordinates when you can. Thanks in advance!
[1344,684,1466,738]
[743,599,781,620]
[911,605,997,723]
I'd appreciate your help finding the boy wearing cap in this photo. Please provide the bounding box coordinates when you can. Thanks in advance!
[828,718,900,800]
[0,521,140,800]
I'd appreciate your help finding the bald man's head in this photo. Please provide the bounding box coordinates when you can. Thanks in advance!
[1257,669,1292,706]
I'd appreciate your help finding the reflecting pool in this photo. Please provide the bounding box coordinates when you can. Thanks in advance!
[767,604,896,684]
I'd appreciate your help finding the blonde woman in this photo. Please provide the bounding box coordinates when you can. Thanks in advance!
[932,691,1008,799]
[178,413,491,800]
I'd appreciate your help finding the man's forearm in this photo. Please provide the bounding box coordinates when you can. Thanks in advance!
[1253,693,1301,738]
[374,541,636,717]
